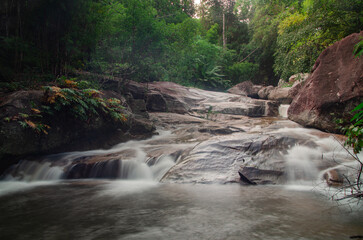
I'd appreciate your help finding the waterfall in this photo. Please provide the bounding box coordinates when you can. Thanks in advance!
[283,130,359,190]
[278,104,290,118]
[3,160,64,181]
[1,130,184,182]
[285,145,320,184]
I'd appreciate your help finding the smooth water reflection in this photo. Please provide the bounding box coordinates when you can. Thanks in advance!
[0,181,362,240]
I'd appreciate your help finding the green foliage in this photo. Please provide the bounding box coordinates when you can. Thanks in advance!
[3,77,128,135]
[206,23,220,44]
[343,103,363,154]
[165,38,232,90]
[1,0,360,91]
[249,0,363,82]
[0,0,110,81]
[273,0,363,80]
[353,40,363,58]
[42,85,127,123]
[227,61,259,85]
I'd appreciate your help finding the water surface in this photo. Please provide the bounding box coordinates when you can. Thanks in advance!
[0,180,362,240]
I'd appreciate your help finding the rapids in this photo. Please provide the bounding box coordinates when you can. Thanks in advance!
[0,110,362,239]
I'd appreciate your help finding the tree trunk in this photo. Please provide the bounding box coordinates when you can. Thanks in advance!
[222,12,226,49]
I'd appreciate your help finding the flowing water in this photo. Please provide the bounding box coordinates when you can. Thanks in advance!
[278,104,290,118]
[0,181,362,240]
[1,120,363,239]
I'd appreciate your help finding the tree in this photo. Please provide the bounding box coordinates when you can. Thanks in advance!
[274,0,363,80]
[0,0,109,83]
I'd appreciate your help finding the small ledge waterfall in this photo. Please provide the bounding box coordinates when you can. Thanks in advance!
[278,104,290,118]
[1,131,183,183]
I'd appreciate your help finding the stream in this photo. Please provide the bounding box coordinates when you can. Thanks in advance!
[0,111,363,239]
[0,181,363,240]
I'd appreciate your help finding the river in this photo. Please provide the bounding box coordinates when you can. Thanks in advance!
[0,180,362,240]
[0,111,362,239]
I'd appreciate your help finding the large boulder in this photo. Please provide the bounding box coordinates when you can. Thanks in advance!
[288,32,363,132]
[268,87,291,104]
[258,85,274,99]
[161,129,317,184]
[227,81,263,98]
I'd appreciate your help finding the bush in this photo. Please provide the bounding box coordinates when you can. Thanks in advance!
[227,61,259,85]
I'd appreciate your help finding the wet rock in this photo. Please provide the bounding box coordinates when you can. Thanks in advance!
[65,159,121,179]
[239,167,284,185]
[288,32,363,132]
[130,118,156,136]
[145,81,275,117]
[162,131,316,184]
[323,169,344,187]
[238,170,257,185]
[198,125,241,135]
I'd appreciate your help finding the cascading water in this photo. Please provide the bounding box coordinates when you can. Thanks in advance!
[278,104,290,118]
[284,145,321,184]
[1,130,191,183]
[281,127,360,191]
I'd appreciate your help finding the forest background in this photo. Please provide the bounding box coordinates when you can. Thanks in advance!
[0,0,362,91]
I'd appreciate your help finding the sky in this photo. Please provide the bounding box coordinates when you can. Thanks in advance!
[194,0,201,5]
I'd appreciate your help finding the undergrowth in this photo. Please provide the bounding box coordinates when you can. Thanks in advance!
[4,77,127,134]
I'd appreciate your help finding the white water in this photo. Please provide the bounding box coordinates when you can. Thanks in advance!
[278,104,290,118]
[0,180,58,196]
[280,126,361,198]
[1,124,361,204]
[285,145,320,184]
[1,130,191,184]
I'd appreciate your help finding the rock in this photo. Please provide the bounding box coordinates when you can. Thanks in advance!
[129,118,155,136]
[227,81,263,98]
[288,73,310,83]
[323,169,344,187]
[238,170,257,185]
[146,91,168,112]
[127,98,149,118]
[258,86,274,99]
[64,150,137,179]
[0,90,44,117]
[268,87,292,104]
[278,73,310,88]
[287,81,303,101]
[144,81,274,117]
[124,81,147,99]
[288,32,363,132]
[207,101,265,117]
[265,101,279,116]
[287,73,310,100]
[239,167,284,185]
[0,89,155,174]
[146,82,190,113]
[65,159,121,179]
[162,130,317,184]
